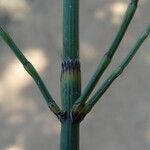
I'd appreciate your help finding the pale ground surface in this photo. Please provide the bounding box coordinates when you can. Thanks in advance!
[0,0,150,150]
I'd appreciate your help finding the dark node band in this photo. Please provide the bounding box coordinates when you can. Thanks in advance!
[104,51,113,60]
[56,111,66,123]
[61,59,80,72]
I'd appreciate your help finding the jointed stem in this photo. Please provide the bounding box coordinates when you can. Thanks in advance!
[0,0,149,149]
[72,0,139,114]
[74,25,150,122]
[0,27,64,122]
[61,0,81,149]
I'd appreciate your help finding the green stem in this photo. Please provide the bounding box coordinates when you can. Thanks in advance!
[60,60,80,150]
[0,27,64,122]
[61,0,81,149]
[72,0,138,115]
[63,0,79,59]
[76,25,150,122]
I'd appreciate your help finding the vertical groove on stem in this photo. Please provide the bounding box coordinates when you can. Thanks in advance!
[61,60,81,150]
[61,0,81,150]
[63,0,79,59]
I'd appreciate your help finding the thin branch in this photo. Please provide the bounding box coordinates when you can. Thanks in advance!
[72,0,139,113]
[72,24,150,123]
[0,27,65,122]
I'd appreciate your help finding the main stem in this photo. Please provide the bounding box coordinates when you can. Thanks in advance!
[60,0,81,150]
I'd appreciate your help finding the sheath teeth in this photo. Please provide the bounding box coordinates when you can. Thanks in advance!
[62,59,80,72]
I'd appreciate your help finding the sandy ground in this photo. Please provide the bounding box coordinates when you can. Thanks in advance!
[0,0,150,150]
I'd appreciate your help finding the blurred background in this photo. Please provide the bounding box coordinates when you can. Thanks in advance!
[0,0,150,150]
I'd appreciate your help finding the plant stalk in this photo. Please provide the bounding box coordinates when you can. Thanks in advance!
[60,0,81,150]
